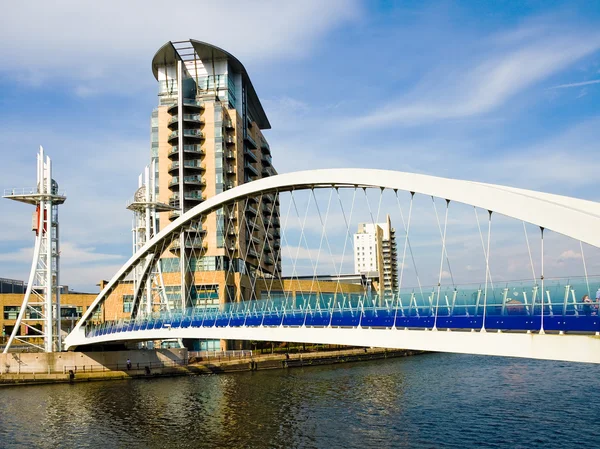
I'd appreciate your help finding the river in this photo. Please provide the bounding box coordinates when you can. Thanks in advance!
[0,353,598,448]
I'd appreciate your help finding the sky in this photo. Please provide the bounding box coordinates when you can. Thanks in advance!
[0,0,599,293]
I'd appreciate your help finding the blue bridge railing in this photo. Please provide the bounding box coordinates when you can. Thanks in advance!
[85,277,600,338]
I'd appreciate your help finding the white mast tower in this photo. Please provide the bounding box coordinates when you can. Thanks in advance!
[3,146,66,353]
[127,160,174,318]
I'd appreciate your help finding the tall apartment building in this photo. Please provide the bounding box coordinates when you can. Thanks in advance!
[353,215,398,299]
[148,40,280,348]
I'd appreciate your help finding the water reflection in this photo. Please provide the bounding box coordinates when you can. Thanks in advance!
[1,353,599,448]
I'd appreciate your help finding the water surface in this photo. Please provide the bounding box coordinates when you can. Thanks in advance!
[0,353,598,448]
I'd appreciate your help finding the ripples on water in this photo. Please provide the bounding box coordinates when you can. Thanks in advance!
[0,353,598,448]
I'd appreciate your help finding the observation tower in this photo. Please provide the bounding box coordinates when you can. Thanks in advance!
[3,146,66,353]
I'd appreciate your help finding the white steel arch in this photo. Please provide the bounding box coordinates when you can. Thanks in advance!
[64,168,600,348]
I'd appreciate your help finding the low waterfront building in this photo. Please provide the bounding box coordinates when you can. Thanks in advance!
[0,291,97,346]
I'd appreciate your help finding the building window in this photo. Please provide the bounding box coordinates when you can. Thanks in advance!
[191,285,219,308]
[3,306,19,320]
[27,306,42,319]
[91,307,102,321]
[123,295,134,313]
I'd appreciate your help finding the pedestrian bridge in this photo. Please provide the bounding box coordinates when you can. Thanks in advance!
[67,282,600,364]
[63,169,600,364]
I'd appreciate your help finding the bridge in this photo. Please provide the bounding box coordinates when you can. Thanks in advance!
[64,169,600,364]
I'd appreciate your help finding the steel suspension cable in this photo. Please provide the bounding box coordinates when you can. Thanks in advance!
[580,240,591,298]
[522,221,537,283]
[482,211,492,331]
[292,190,325,317]
[313,188,341,319]
[432,197,455,288]
[474,207,495,291]
[395,192,424,303]
[434,200,450,330]
[286,190,311,313]
[333,187,357,320]
[309,188,333,301]
[540,227,545,334]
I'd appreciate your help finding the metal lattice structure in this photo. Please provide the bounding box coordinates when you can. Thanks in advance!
[3,147,66,353]
[64,169,600,363]
[126,161,175,318]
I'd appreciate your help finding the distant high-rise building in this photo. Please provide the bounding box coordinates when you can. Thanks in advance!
[353,215,398,299]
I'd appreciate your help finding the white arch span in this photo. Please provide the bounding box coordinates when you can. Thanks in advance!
[64,168,600,349]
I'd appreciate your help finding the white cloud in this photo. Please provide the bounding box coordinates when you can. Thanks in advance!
[0,241,124,265]
[559,250,582,261]
[0,242,126,292]
[352,27,600,127]
[0,0,360,92]
[551,79,600,89]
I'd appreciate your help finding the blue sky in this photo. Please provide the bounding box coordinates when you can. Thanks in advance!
[0,0,599,292]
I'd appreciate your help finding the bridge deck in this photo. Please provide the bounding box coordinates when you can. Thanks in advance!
[85,306,600,339]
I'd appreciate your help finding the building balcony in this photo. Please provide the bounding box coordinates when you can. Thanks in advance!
[245,204,258,216]
[261,154,272,167]
[264,256,274,266]
[262,204,273,216]
[169,175,206,189]
[224,118,234,129]
[244,162,259,178]
[225,135,236,146]
[170,191,205,202]
[224,182,235,191]
[167,99,205,114]
[186,222,206,234]
[169,210,181,220]
[168,145,204,159]
[262,167,275,177]
[244,133,257,149]
[247,235,261,246]
[169,159,206,173]
[263,193,274,204]
[168,160,206,174]
[244,148,258,163]
[168,114,204,129]
[225,150,236,160]
[167,129,204,143]
[247,248,259,259]
[260,139,270,155]
[225,165,236,176]
[171,238,207,252]
[184,191,206,202]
